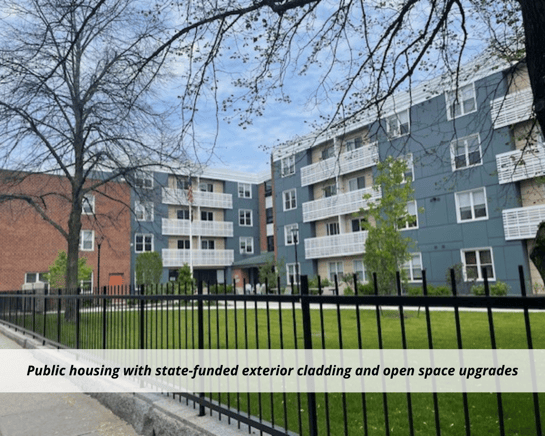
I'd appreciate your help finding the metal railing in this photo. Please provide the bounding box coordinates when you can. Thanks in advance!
[502,204,545,240]
[304,230,368,259]
[490,88,533,129]
[1,267,544,436]
[496,144,545,184]
[162,218,234,237]
[162,187,233,209]
[162,248,235,267]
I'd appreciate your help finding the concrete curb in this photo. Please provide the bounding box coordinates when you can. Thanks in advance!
[0,323,258,436]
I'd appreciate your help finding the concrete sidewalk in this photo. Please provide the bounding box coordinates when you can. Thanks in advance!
[0,333,140,436]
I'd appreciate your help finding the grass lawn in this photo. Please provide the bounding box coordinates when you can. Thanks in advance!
[10,303,545,435]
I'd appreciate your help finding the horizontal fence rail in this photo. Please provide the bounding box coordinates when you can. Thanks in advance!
[0,266,544,436]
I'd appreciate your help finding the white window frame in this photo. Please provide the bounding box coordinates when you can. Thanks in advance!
[353,259,367,283]
[283,188,297,211]
[454,187,488,223]
[25,272,48,284]
[401,153,414,183]
[239,236,254,254]
[135,201,154,222]
[80,272,94,294]
[461,247,495,281]
[348,176,366,192]
[326,221,340,236]
[82,194,95,215]
[284,223,299,246]
[345,137,363,152]
[239,209,253,226]
[386,109,410,138]
[238,183,252,199]
[135,172,153,189]
[329,261,344,282]
[286,263,300,285]
[446,83,477,120]
[450,133,482,170]
[281,155,295,177]
[399,200,418,230]
[135,233,153,253]
[403,253,423,283]
[79,230,94,251]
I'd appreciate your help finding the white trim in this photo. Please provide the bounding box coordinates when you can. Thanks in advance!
[238,182,252,199]
[281,155,296,177]
[135,201,154,222]
[328,261,344,282]
[353,259,367,283]
[286,262,300,285]
[283,188,297,211]
[82,194,95,215]
[284,223,299,246]
[446,83,477,120]
[79,230,94,251]
[386,109,410,138]
[450,133,482,171]
[461,247,496,281]
[403,253,423,283]
[239,209,253,227]
[135,233,154,253]
[454,187,488,223]
[239,236,254,254]
[399,200,419,231]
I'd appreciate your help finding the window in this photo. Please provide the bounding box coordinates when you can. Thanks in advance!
[351,217,366,232]
[455,188,488,222]
[399,201,418,230]
[323,184,337,198]
[265,180,273,196]
[326,221,340,236]
[135,201,154,222]
[79,230,94,251]
[266,208,274,224]
[321,146,334,160]
[201,211,214,221]
[329,261,344,282]
[202,239,215,250]
[287,263,300,285]
[353,260,368,283]
[135,234,153,253]
[451,134,482,170]
[281,155,295,177]
[267,236,275,252]
[446,83,476,119]
[199,183,213,192]
[345,137,363,152]
[82,194,95,215]
[402,154,414,182]
[403,253,423,282]
[178,239,190,250]
[135,172,153,189]
[80,273,93,294]
[283,189,297,211]
[284,223,299,245]
[25,272,48,284]
[238,183,252,198]
[177,178,190,190]
[386,110,410,138]
[462,248,495,281]
[348,176,366,191]
[240,237,254,254]
[239,209,252,226]
[177,209,190,220]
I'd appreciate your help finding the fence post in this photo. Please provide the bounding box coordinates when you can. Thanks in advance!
[300,275,318,436]
[76,288,80,349]
[102,286,107,349]
[57,289,62,344]
[140,285,145,349]
[198,280,205,417]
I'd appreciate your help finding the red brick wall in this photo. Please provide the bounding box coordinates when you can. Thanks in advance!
[0,171,131,292]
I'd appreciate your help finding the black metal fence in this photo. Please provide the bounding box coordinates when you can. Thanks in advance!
[1,266,545,435]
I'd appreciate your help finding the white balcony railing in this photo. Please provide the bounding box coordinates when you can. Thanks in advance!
[305,231,368,259]
[300,142,379,187]
[490,88,533,129]
[162,218,233,237]
[162,249,234,267]
[162,188,233,209]
[302,187,381,222]
[502,204,545,240]
[496,144,545,184]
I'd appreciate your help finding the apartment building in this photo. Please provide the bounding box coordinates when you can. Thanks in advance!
[271,54,541,293]
[0,171,131,292]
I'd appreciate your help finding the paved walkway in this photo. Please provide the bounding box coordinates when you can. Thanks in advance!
[0,333,140,436]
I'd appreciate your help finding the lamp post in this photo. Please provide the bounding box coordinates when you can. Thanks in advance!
[96,235,104,294]
[291,228,299,294]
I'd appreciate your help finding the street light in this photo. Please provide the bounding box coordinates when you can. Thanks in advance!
[291,227,299,294]
[96,235,105,294]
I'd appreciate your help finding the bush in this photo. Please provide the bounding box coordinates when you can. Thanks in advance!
[343,286,354,296]
[357,283,375,295]
[208,284,234,294]
[427,285,451,296]
[471,281,510,296]
[407,286,422,296]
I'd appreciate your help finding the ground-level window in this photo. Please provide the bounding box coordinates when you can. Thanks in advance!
[462,248,495,281]
[25,272,48,284]
[353,260,367,283]
[286,263,300,285]
[329,261,344,282]
[403,253,422,282]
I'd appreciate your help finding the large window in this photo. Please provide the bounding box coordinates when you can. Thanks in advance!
[281,155,295,177]
[79,230,94,251]
[353,260,367,283]
[399,200,418,230]
[403,253,422,282]
[451,134,482,170]
[386,110,410,138]
[284,223,298,245]
[455,188,487,222]
[135,234,153,253]
[240,237,254,254]
[446,83,476,119]
[329,261,344,282]
[287,263,300,285]
[238,183,252,198]
[462,248,495,281]
[135,201,154,222]
[239,209,252,226]
[283,189,297,211]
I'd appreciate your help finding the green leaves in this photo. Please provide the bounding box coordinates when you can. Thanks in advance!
[46,251,92,290]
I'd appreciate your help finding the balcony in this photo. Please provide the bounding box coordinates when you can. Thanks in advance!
[162,188,233,209]
[300,142,379,187]
[305,231,368,259]
[502,204,545,240]
[302,187,381,222]
[490,88,533,129]
[162,218,233,237]
[496,144,545,184]
[162,249,234,267]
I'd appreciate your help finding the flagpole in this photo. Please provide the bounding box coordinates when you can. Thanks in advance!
[188,175,193,276]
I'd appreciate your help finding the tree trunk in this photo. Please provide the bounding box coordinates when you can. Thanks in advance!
[64,187,83,322]
[530,222,545,290]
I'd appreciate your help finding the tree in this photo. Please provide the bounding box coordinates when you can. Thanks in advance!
[176,264,195,294]
[361,156,419,295]
[0,0,183,314]
[46,251,92,291]
[258,256,286,291]
[135,252,163,288]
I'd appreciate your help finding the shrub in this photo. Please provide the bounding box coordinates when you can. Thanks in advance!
[471,281,510,296]
[208,284,234,294]
[343,286,354,296]
[357,283,375,295]
[427,285,451,296]
[407,286,422,296]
